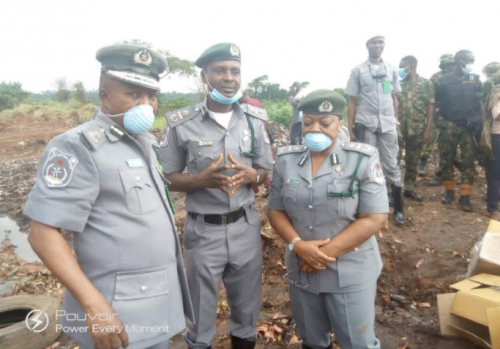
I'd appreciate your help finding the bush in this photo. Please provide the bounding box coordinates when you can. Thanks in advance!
[263,100,293,129]
[0,82,30,111]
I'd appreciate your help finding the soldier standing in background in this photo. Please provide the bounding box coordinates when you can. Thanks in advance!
[397,56,434,202]
[422,54,455,185]
[435,50,483,211]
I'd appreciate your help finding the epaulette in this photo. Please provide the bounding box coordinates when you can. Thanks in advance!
[342,142,376,156]
[240,103,268,121]
[165,104,204,128]
[80,122,107,151]
[277,145,308,156]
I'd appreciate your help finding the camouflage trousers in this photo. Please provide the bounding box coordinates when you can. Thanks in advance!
[439,120,477,185]
[420,127,439,160]
[398,135,424,191]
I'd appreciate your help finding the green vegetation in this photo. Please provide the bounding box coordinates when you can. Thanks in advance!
[0,82,30,111]
[264,100,293,129]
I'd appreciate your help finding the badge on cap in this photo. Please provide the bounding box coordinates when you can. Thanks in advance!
[230,44,239,56]
[318,100,333,112]
[42,148,80,188]
[133,49,153,67]
[370,160,385,185]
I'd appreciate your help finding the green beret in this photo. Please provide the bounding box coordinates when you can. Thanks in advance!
[298,90,346,117]
[366,35,385,45]
[439,53,454,66]
[195,43,241,68]
[96,43,167,91]
[483,62,500,77]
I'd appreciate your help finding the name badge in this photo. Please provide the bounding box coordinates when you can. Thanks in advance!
[127,159,144,168]
[198,141,214,146]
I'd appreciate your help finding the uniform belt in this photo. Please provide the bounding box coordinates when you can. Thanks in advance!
[188,208,246,225]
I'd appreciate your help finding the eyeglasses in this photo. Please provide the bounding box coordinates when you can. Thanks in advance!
[283,262,310,289]
[368,63,388,80]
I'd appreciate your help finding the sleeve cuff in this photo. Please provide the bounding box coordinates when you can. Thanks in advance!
[23,197,90,233]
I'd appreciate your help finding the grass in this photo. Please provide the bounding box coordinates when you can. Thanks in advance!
[263,100,293,129]
[0,98,97,126]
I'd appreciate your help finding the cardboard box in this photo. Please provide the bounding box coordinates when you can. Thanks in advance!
[467,220,500,277]
[438,273,500,348]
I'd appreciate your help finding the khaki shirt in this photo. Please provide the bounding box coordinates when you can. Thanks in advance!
[345,60,401,133]
[160,101,274,214]
[24,111,193,349]
[268,141,388,294]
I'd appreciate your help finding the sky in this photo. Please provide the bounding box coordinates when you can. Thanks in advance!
[1,0,499,94]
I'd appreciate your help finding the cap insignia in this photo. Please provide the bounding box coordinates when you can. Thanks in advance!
[133,49,153,67]
[318,100,333,112]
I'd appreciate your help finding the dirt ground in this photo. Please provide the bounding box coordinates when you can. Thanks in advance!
[0,118,488,349]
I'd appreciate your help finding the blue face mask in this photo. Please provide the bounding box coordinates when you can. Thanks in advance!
[107,104,155,134]
[398,67,409,79]
[304,132,333,152]
[209,88,243,105]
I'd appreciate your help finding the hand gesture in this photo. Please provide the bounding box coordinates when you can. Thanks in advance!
[200,153,233,195]
[294,239,336,274]
[227,153,258,195]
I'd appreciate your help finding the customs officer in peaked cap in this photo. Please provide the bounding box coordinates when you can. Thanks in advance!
[24,42,193,349]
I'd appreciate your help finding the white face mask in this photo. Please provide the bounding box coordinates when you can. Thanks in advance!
[461,61,474,74]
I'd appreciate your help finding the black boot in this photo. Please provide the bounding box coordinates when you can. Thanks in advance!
[404,190,423,202]
[428,177,443,186]
[392,185,406,226]
[441,190,455,204]
[417,158,427,176]
[231,335,256,349]
[458,195,473,212]
[388,191,394,207]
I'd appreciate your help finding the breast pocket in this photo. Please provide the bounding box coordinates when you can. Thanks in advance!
[188,143,215,172]
[119,168,159,215]
[112,266,170,344]
[327,181,359,219]
[360,72,375,93]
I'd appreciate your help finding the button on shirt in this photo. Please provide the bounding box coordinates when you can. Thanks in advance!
[268,141,389,294]
[345,60,401,133]
[160,101,274,214]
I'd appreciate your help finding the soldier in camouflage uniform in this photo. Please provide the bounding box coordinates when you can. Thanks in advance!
[435,50,484,211]
[420,54,455,184]
[397,56,434,202]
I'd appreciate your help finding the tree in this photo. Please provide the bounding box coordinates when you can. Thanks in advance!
[300,81,310,88]
[120,39,197,78]
[0,82,30,111]
[73,81,87,104]
[247,75,288,101]
[54,78,71,102]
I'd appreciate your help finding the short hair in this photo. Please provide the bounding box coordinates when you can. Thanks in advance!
[455,50,472,62]
[401,55,418,66]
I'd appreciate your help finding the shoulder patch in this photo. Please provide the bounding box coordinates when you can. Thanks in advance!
[277,145,308,156]
[240,103,268,121]
[42,147,80,188]
[343,142,376,156]
[369,159,386,185]
[165,104,203,128]
[80,123,107,151]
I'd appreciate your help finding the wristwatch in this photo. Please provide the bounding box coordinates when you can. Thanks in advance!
[288,237,302,251]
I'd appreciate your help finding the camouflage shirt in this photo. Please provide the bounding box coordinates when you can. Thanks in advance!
[430,71,442,85]
[397,76,435,136]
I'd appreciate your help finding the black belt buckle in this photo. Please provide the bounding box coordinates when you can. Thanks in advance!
[221,215,228,225]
